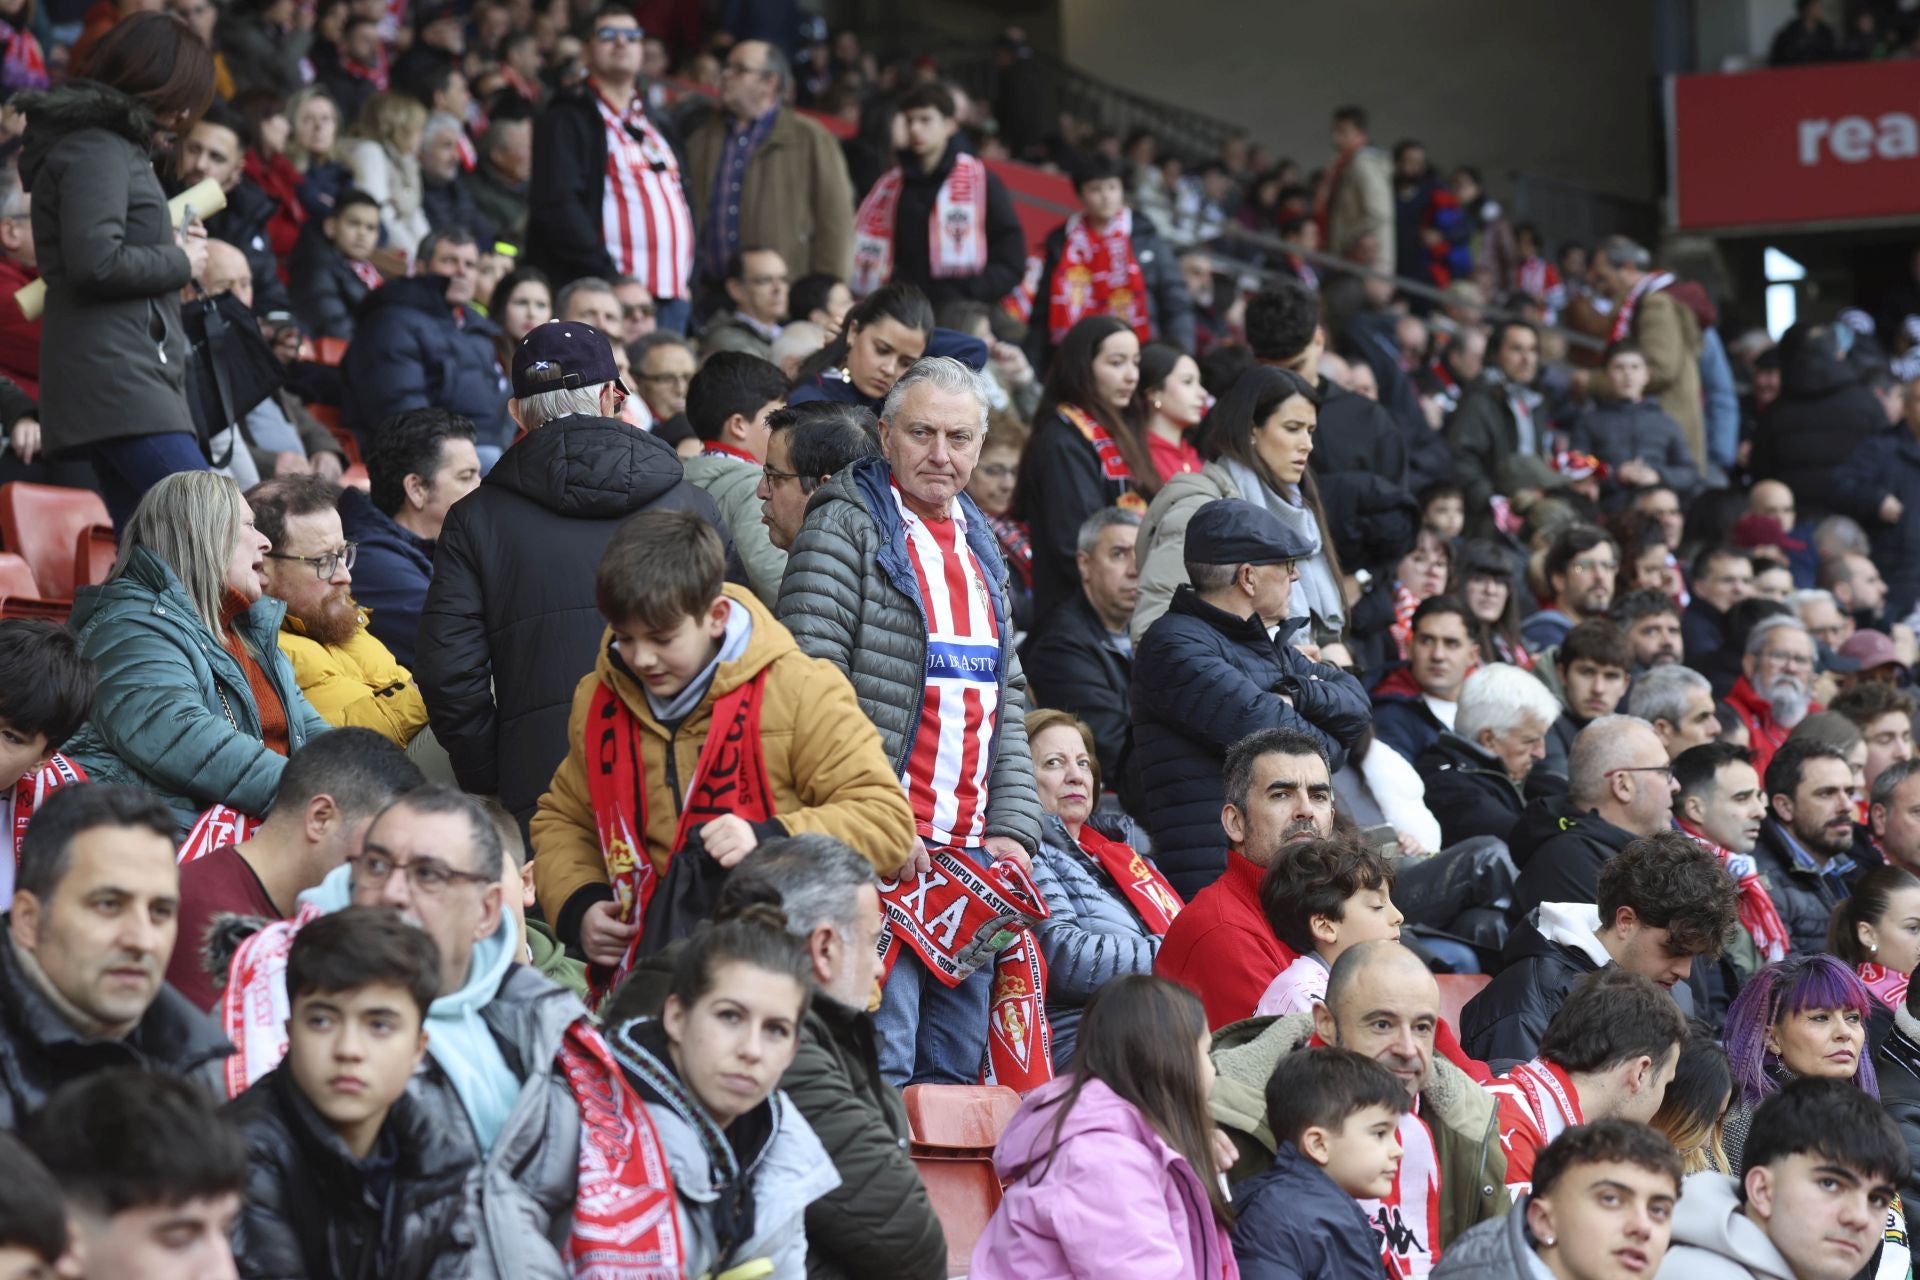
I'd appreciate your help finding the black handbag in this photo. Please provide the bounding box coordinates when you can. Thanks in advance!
[181,291,285,467]
[632,828,729,959]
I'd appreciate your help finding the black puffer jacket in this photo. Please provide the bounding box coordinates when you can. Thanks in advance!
[1830,427,1920,623]
[1304,379,1409,491]
[340,274,510,448]
[1021,590,1133,802]
[1416,732,1563,849]
[1458,905,1604,1069]
[1749,819,1850,957]
[289,222,371,341]
[416,414,739,825]
[1506,796,1639,924]
[202,175,292,315]
[1874,1002,1920,1212]
[1130,586,1370,899]
[1751,325,1890,521]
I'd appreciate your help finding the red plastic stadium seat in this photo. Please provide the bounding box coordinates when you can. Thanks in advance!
[0,483,112,600]
[0,552,69,622]
[313,336,349,366]
[1436,972,1492,1033]
[903,1084,1022,1151]
[73,522,116,590]
[912,1154,1004,1276]
[903,1085,1022,1276]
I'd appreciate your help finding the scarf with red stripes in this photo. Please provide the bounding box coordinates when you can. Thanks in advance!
[1075,826,1181,936]
[1676,818,1791,963]
[10,755,83,860]
[850,152,989,296]
[1610,271,1675,343]
[1056,405,1149,513]
[1048,209,1150,346]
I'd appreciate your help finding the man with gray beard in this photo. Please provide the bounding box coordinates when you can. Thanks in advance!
[1725,615,1820,779]
[1751,737,1860,955]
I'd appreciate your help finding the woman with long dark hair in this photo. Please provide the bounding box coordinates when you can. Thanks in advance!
[971,975,1236,1279]
[487,266,552,371]
[1828,863,1920,1014]
[1138,341,1207,480]
[1016,314,1160,621]
[788,282,934,411]
[1451,539,1532,669]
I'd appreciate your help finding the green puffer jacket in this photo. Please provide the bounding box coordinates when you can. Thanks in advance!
[63,546,332,829]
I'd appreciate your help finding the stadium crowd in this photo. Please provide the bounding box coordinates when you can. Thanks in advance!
[2,1,1920,1278]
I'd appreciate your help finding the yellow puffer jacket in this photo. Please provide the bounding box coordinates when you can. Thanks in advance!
[531,586,915,932]
[277,613,430,748]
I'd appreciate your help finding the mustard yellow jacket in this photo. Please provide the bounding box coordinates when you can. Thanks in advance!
[276,613,430,748]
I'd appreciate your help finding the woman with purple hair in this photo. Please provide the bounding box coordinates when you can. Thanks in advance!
[1722,952,1876,1175]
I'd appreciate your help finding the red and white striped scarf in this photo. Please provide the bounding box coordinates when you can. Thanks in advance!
[592,83,693,302]
[1676,818,1791,962]
[10,755,83,861]
[1610,271,1675,343]
[179,805,262,866]
[850,152,989,296]
[1489,1057,1582,1193]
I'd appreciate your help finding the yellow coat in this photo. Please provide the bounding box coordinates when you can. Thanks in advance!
[276,613,430,748]
[531,586,914,928]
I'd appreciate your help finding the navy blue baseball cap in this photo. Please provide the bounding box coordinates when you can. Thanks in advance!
[510,320,627,399]
[1185,498,1315,565]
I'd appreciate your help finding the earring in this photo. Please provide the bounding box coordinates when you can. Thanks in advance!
[1152,398,1163,411]
[1540,1236,1556,1247]
[1871,943,1880,954]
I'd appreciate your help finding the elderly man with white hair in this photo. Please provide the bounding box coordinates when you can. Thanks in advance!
[1726,614,1821,778]
[1417,663,1567,848]
[777,355,1042,1087]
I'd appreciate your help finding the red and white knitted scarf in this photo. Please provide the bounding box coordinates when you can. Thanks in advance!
[1677,818,1791,963]
[850,153,989,296]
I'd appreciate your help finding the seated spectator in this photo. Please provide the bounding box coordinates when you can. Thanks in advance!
[1157,727,1334,1028]
[1751,737,1859,956]
[702,247,790,363]
[787,284,942,414]
[771,319,827,383]
[755,402,882,554]
[340,226,510,455]
[1721,954,1877,1174]
[167,728,421,1011]
[1255,835,1402,1016]
[1536,619,1632,780]
[1463,832,1734,1067]
[1649,1029,1735,1174]
[1673,742,1787,980]
[1570,341,1702,500]
[0,619,95,888]
[468,117,530,243]
[1683,545,1756,666]
[1829,866,1920,1023]
[1385,527,1455,656]
[249,476,429,747]
[1231,1047,1410,1280]
[1831,681,1916,796]
[1629,664,1722,760]
[0,1131,71,1276]
[1876,958,1920,1207]
[288,187,384,341]
[964,418,1032,627]
[344,91,430,256]
[419,321,736,829]
[0,784,230,1128]
[1611,588,1684,672]
[1660,1078,1905,1280]
[1371,595,1478,766]
[1726,616,1821,779]
[418,111,494,245]
[338,409,480,668]
[64,473,330,829]
[1021,508,1141,793]
[1025,709,1180,1070]
[1454,539,1533,668]
[1522,525,1620,653]
[24,1070,246,1279]
[1421,483,1466,542]
[970,975,1234,1279]
[1508,715,1678,923]
[1446,320,1544,518]
[1417,662,1565,848]
[531,511,911,986]
[1821,551,1891,634]
[224,907,468,1278]
[555,276,622,332]
[1132,498,1370,897]
[1434,1120,1683,1280]
[680,351,790,606]
[0,179,41,403]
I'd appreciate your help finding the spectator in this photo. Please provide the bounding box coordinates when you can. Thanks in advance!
[174,101,290,316]
[1392,138,1469,291]
[1446,320,1543,518]
[774,357,1041,1085]
[344,91,429,254]
[1523,525,1620,652]
[1612,589,1685,673]
[1831,681,1916,796]
[1876,959,1920,1207]
[64,473,330,828]
[1592,237,1705,471]
[218,0,309,99]
[1417,662,1564,848]
[1132,499,1370,897]
[770,319,827,382]
[24,1070,246,1279]
[971,975,1236,1280]
[284,86,350,223]
[1769,0,1840,64]
[555,276,622,333]
[789,271,853,339]
[337,408,480,668]
[1537,619,1632,779]
[417,110,493,246]
[0,784,231,1128]
[1455,539,1533,668]
[1024,151,1194,370]
[288,186,383,340]
[1139,342,1209,479]
[701,247,789,362]
[1820,552,1891,633]
[0,179,40,402]
[166,727,421,1011]
[629,331,699,449]
[1572,341,1702,498]
[314,18,386,129]
[340,226,510,453]
[1872,756,1920,877]
[1753,323,1891,523]
[1649,1030,1735,1175]
[1372,595,1478,765]
[0,620,93,889]
[469,116,531,243]
[0,1132,69,1277]
[18,13,215,528]
[788,283,971,414]
[1462,832,1734,1067]
[1752,738,1860,957]
[1832,377,1920,621]
[419,321,735,829]
[1321,105,1393,276]
[1021,508,1141,791]
[489,266,554,366]
[681,351,791,604]
[755,400,881,553]
[1685,546,1756,665]
[849,81,1024,307]
[1727,616,1821,778]
[1672,742,1786,977]
[1255,835,1402,1017]
[1435,1120,1683,1280]
[1829,865,1920,1019]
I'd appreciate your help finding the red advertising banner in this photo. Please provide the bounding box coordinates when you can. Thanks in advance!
[1670,60,1920,230]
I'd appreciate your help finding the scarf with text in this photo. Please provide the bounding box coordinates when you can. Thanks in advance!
[179,806,262,865]
[1048,209,1150,345]
[220,900,327,1098]
[1677,818,1791,963]
[11,755,83,860]
[1610,271,1676,343]
[850,152,989,296]
[1076,826,1181,936]
[1057,404,1149,512]
[586,673,773,1004]
[1860,962,1910,1011]
[980,928,1051,1092]
[555,1021,685,1279]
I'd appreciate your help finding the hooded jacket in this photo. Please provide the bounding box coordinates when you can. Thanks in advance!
[16,79,197,451]
[417,413,739,826]
[1506,796,1641,925]
[971,1074,1237,1280]
[339,274,509,448]
[1429,1195,1546,1280]
[336,485,435,670]
[1751,324,1888,521]
[529,586,915,945]
[1654,1172,1795,1280]
[1459,903,1607,1068]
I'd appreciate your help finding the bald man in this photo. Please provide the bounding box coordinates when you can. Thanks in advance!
[1209,940,1509,1278]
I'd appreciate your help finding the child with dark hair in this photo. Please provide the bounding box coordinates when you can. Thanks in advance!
[0,618,95,892]
[0,1131,72,1276]
[1255,836,1403,1015]
[1230,1047,1410,1280]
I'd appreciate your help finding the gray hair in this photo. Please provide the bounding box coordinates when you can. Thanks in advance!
[1873,757,1920,811]
[1813,514,1871,558]
[1599,235,1651,271]
[555,276,616,320]
[1789,588,1839,620]
[516,382,609,429]
[114,472,245,636]
[1745,614,1811,659]
[1625,663,1711,728]
[770,319,826,370]
[879,356,989,433]
[371,783,503,881]
[1568,713,1661,807]
[737,834,877,936]
[1076,506,1142,556]
[0,172,23,221]
[1456,663,1563,745]
[421,111,464,146]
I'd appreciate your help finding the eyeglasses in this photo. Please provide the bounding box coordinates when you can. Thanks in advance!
[761,464,805,486]
[347,850,492,895]
[265,542,356,579]
[1761,650,1814,669]
[976,464,1017,481]
[593,26,643,44]
[1607,763,1675,780]
[639,371,693,385]
[622,302,655,320]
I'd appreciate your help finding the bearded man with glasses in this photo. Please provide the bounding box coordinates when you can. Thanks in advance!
[1728,615,1822,779]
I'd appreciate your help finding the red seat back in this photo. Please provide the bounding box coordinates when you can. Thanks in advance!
[0,483,112,600]
[0,551,69,622]
[313,336,349,366]
[1436,972,1492,1033]
[912,1155,1004,1276]
[74,523,116,591]
[902,1084,1023,1153]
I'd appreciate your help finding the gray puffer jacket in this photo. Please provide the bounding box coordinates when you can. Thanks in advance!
[1430,1197,1538,1280]
[776,455,1042,852]
[1029,814,1161,1072]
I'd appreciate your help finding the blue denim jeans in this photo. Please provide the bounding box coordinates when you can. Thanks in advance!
[91,432,210,529]
[874,845,996,1087]
[652,298,692,337]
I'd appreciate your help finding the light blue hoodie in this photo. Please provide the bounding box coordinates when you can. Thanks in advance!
[299,862,521,1151]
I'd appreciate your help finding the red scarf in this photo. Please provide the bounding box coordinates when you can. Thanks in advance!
[984,512,1033,588]
[0,19,47,93]
[1677,818,1791,963]
[585,672,774,1003]
[349,257,385,291]
[1048,209,1150,345]
[1860,962,1910,1011]
[179,806,262,865]
[1610,271,1675,343]
[555,1021,685,1278]
[11,755,83,860]
[1076,826,1181,936]
[1057,405,1150,513]
[1390,582,1419,662]
[851,152,989,296]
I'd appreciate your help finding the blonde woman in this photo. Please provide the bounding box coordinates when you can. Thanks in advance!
[284,86,351,222]
[345,91,429,262]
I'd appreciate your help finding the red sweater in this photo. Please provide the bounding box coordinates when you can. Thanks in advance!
[1726,674,1817,782]
[1155,850,1296,1029]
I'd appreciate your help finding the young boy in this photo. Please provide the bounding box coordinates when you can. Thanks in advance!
[223,906,465,1279]
[1255,836,1403,1015]
[0,619,95,897]
[290,187,386,341]
[1418,481,1466,543]
[1570,342,1702,501]
[1231,1046,1409,1280]
[531,509,915,998]
[0,1131,72,1279]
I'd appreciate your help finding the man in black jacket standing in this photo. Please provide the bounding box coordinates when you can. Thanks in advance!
[416,320,738,829]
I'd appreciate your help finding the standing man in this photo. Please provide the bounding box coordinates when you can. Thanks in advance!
[775,357,1041,1086]
[527,7,695,330]
[687,40,855,300]
[1319,105,1394,277]
[850,82,1025,308]
[1592,236,1704,469]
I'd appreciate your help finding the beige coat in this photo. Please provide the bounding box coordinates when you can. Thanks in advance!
[686,108,855,280]
[1328,146,1394,276]
[1633,288,1706,468]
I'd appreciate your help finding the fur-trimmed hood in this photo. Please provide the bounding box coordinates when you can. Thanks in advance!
[16,79,160,187]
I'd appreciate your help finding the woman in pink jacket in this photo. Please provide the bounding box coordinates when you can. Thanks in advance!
[971,974,1240,1279]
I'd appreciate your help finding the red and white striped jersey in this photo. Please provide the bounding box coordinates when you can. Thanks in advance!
[592,82,694,302]
[893,484,1001,849]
